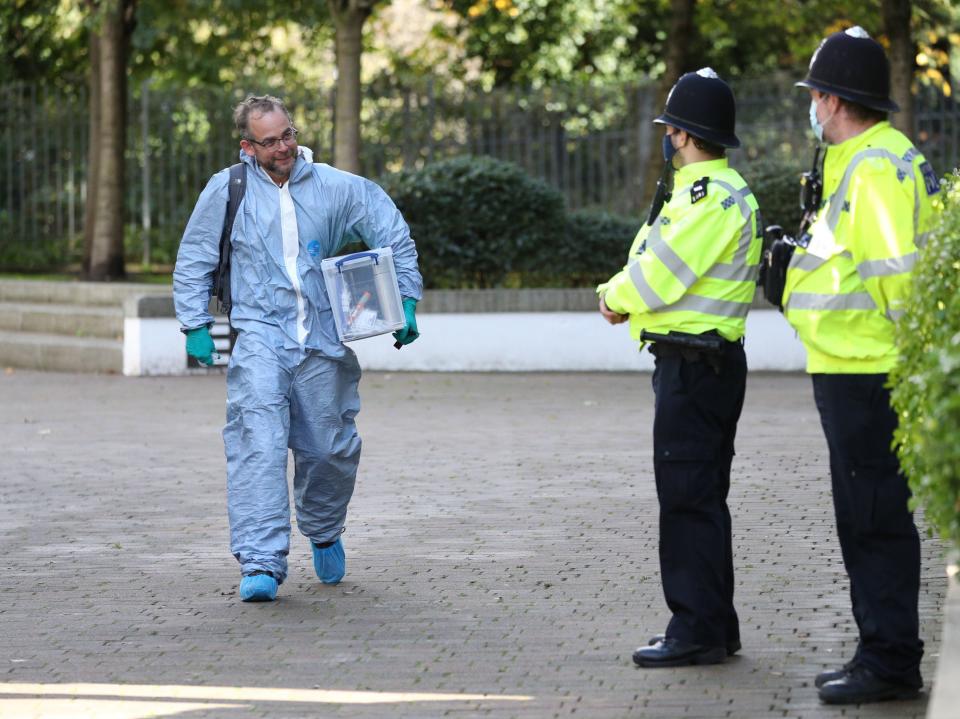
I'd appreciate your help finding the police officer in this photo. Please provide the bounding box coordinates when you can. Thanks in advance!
[783,27,940,703]
[598,68,762,667]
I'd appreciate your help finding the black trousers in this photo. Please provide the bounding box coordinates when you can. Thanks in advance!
[811,373,923,688]
[651,340,746,648]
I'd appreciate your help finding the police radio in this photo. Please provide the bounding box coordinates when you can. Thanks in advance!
[758,225,796,312]
[646,162,674,226]
[798,145,824,239]
[758,146,824,311]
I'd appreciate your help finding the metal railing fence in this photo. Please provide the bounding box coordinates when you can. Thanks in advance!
[0,77,957,269]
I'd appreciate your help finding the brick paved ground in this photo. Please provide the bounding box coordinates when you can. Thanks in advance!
[0,370,946,719]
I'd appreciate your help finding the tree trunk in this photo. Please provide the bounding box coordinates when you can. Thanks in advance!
[87,0,135,280]
[82,28,100,274]
[882,0,914,136]
[328,0,377,174]
[639,0,695,206]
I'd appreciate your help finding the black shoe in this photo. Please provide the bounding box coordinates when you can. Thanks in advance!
[648,633,741,656]
[633,637,726,668]
[814,660,856,688]
[818,665,921,704]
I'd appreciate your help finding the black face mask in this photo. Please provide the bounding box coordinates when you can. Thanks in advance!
[662,134,678,165]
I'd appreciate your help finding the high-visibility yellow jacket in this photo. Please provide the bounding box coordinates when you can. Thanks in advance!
[599,158,761,342]
[783,122,941,373]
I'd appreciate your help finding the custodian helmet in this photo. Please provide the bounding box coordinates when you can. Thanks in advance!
[796,26,899,112]
[653,68,740,149]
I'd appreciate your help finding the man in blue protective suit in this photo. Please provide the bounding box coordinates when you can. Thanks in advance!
[173,95,422,602]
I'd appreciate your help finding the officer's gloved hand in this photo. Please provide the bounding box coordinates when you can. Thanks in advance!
[392,298,419,347]
[185,326,217,365]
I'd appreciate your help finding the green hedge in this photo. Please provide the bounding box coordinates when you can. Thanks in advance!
[382,153,809,287]
[524,209,638,288]
[890,171,960,551]
[381,155,567,288]
[0,211,82,271]
[0,219,176,273]
[747,156,805,246]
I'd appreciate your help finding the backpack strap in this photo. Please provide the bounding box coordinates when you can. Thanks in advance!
[214,163,247,314]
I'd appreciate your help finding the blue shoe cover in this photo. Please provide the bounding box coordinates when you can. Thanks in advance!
[239,573,278,602]
[313,538,346,585]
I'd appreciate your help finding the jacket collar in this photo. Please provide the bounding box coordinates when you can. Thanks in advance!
[674,157,728,185]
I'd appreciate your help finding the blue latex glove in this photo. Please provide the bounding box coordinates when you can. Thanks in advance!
[185,326,217,365]
[393,297,419,348]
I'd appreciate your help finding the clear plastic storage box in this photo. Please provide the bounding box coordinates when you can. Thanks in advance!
[321,247,405,342]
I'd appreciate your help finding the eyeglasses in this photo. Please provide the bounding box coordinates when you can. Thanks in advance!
[245,127,298,150]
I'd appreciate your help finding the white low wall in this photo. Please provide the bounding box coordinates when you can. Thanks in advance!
[124,310,806,375]
[123,318,233,376]
[352,309,806,371]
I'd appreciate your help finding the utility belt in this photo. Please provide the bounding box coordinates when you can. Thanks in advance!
[641,329,737,374]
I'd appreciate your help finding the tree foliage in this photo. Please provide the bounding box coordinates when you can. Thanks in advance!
[0,1,88,88]
[439,0,652,88]
[0,0,336,91]
[4,0,957,94]
[441,0,958,89]
[131,0,334,89]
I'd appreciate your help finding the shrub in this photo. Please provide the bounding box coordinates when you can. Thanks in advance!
[0,212,81,271]
[890,171,960,551]
[744,156,805,247]
[532,209,639,287]
[124,224,183,267]
[381,155,566,288]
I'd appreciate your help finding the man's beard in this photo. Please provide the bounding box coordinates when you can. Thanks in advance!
[263,147,296,179]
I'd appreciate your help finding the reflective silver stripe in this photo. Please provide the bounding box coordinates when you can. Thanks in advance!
[913,176,920,237]
[704,262,759,282]
[654,293,751,318]
[711,179,755,266]
[628,260,667,310]
[786,291,877,311]
[793,247,917,279]
[857,252,917,279]
[697,179,756,281]
[651,241,698,289]
[643,217,664,253]
[789,252,829,272]
[887,308,905,321]
[915,232,931,248]
[825,148,915,233]
[735,224,755,266]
